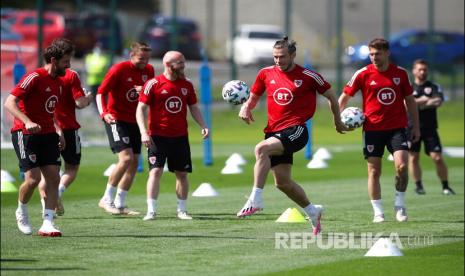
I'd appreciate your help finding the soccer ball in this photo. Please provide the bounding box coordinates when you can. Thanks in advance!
[222,80,250,105]
[340,107,365,129]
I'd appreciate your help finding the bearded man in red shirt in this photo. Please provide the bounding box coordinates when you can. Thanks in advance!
[236,37,348,235]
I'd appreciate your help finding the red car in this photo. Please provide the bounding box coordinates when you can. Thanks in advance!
[2,10,97,57]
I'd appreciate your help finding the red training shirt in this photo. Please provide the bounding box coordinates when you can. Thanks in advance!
[251,64,331,133]
[343,63,413,131]
[10,68,63,134]
[97,60,155,123]
[54,69,86,130]
[139,74,197,137]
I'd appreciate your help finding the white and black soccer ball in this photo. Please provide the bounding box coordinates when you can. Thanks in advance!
[340,107,365,129]
[222,80,250,105]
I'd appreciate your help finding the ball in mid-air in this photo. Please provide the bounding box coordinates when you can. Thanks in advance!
[222,80,250,105]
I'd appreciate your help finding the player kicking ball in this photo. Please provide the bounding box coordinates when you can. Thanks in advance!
[236,37,348,235]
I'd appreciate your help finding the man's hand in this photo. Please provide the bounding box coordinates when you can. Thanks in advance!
[141,132,152,148]
[103,113,116,124]
[201,128,209,139]
[25,121,41,134]
[238,104,254,124]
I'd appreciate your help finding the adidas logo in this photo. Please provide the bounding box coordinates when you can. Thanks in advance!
[370,80,377,85]
[401,142,408,146]
[270,80,276,84]
[127,77,133,82]
[45,87,52,92]
[161,90,168,94]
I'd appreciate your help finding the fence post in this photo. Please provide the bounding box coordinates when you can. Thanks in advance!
[199,49,213,166]
[304,50,313,160]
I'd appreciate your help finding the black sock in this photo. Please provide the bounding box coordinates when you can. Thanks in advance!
[415,181,423,189]
[442,181,449,189]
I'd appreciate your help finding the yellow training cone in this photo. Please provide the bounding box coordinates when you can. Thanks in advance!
[276,208,307,223]
[1,181,18,193]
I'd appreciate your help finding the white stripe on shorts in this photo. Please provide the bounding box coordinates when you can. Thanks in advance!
[289,126,304,142]
[74,130,81,154]
[18,131,26,159]
[111,124,120,142]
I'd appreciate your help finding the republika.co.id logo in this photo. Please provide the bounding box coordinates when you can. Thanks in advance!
[274,232,434,249]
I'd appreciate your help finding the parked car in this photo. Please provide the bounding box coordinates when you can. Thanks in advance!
[2,9,65,50]
[139,15,202,60]
[344,29,465,68]
[61,13,97,58]
[2,10,122,57]
[228,24,283,66]
[1,19,22,41]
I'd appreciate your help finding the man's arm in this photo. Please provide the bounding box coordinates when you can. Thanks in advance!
[188,103,209,139]
[75,91,93,109]
[136,101,152,147]
[3,94,42,133]
[322,89,348,133]
[405,94,421,143]
[415,95,442,110]
[338,92,352,113]
[238,93,260,124]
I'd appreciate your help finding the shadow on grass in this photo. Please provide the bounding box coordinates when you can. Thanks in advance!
[1,267,87,271]
[63,233,268,240]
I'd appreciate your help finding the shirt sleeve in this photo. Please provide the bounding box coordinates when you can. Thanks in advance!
[187,83,198,105]
[11,72,38,99]
[401,69,413,97]
[308,70,331,94]
[139,78,156,105]
[250,69,266,96]
[70,71,86,100]
[343,68,364,96]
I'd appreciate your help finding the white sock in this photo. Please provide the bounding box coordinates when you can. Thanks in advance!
[249,187,263,203]
[43,209,55,222]
[371,199,384,216]
[177,199,186,212]
[18,201,28,213]
[147,198,157,213]
[40,198,45,214]
[114,188,128,209]
[395,191,406,207]
[303,203,317,217]
[103,184,116,202]
[58,185,66,198]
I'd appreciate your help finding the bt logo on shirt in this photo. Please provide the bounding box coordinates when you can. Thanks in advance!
[45,95,59,113]
[165,96,182,113]
[377,87,396,105]
[126,87,139,102]
[273,88,294,105]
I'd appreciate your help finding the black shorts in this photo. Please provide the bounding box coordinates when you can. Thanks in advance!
[61,129,81,165]
[104,121,141,154]
[363,128,409,159]
[410,128,442,155]
[265,124,309,167]
[147,135,192,173]
[12,131,61,172]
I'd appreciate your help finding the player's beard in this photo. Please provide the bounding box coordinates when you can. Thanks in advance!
[172,67,185,79]
[56,67,66,77]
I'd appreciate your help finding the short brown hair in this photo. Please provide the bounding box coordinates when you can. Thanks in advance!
[273,36,297,54]
[368,38,389,51]
[43,38,75,63]
[413,58,428,68]
[130,42,152,53]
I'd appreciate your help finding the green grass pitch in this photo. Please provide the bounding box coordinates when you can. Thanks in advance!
[1,101,463,275]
